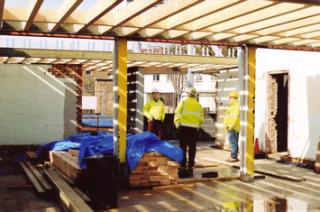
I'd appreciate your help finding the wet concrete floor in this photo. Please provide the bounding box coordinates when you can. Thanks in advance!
[1,144,320,211]
[109,143,320,212]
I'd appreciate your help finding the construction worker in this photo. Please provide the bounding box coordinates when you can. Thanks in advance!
[143,88,165,139]
[174,87,204,177]
[224,91,240,162]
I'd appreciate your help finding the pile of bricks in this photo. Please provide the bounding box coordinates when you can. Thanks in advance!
[129,152,179,188]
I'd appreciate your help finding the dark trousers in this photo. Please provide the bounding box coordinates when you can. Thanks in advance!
[147,120,163,139]
[228,130,239,159]
[179,126,198,168]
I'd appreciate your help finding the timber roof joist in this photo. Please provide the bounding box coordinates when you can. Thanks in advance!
[1,0,320,50]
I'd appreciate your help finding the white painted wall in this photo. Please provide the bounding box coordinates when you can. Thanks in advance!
[144,74,175,93]
[193,74,216,92]
[0,64,77,145]
[255,48,320,160]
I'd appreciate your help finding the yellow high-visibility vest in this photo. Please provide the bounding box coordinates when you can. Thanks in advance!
[143,99,165,121]
[224,100,240,132]
[174,97,204,129]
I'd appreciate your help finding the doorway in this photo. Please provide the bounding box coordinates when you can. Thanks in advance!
[266,72,289,153]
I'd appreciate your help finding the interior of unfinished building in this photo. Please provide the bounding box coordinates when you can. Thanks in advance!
[1,0,320,211]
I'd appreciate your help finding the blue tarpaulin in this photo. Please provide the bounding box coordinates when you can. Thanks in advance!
[36,131,182,171]
[82,114,112,119]
[81,119,113,128]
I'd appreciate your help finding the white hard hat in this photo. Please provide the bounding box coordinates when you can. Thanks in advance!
[151,88,159,93]
[185,87,196,96]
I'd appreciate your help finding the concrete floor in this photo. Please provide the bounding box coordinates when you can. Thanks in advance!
[0,148,62,211]
[109,143,320,212]
[1,143,320,212]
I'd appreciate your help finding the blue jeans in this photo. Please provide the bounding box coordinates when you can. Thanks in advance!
[228,130,239,159]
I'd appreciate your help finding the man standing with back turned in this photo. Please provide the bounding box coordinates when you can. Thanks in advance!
[143,88,165,139]
[224,91,240,162]
[174,87,204,177]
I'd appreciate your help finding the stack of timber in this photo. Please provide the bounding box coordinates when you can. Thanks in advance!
[129,152,179,188]
[49,151,81,180]
[19,160,52,194]
[43,167,93,212]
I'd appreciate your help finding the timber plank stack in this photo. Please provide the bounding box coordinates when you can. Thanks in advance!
[49,151,81,180]
[19,161,52,194]
[129,152,179,188]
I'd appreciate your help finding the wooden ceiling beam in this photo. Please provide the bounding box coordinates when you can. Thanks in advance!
[278,23,320,37]
[254,14,320,36]
[51,0,83,32]
[121,0,203,36]
[159,0,275,39]
[231,7,320,34]
[220,8,320,41]
[24,0,44,31]
[291,39,319,46]
[176,1,274,32]
[147,0,240,37]
[203,2,305,35]
[102,0,162,34]
[76,0,122,33]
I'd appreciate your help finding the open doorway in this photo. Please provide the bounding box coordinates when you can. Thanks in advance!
[266,72,289,153]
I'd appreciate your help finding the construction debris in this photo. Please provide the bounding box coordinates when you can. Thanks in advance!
[129,152,179,188]
[202,171,218,178]
[254,168,305,182]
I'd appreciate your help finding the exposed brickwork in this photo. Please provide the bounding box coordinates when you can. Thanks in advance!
[266,73,288,153]
[49,64,83,132]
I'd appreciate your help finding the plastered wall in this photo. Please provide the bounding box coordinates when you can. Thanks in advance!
[0,64,77,145]
[255,49,320,160]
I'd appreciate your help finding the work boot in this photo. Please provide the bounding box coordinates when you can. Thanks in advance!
[187,168,194,177]
[225,157,238,162]
[178,167,189,178]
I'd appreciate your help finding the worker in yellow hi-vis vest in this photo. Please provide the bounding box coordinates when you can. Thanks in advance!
[174,87,204,177]
[143,88,165,139]
[224,91,240,162]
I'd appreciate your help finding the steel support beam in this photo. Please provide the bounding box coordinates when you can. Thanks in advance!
[112,38,127,163]
[239,46,256,181]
